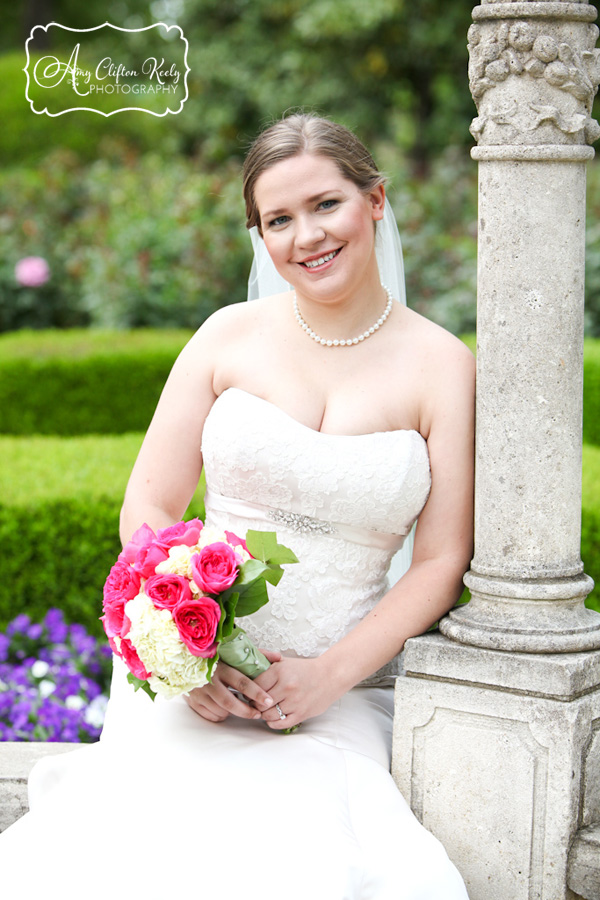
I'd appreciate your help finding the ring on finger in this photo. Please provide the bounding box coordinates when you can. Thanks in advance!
[275,703,287,721]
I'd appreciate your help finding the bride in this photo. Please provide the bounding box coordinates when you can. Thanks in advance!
[0,114,474,898]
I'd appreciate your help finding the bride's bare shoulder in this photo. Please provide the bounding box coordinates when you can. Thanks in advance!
[402,306,474,374]
[187,293,288,346]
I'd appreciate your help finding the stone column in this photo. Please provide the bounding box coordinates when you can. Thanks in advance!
[439,0,600,653]
[392,4,600,898]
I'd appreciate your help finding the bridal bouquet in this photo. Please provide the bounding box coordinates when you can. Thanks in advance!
[101,518,297,700]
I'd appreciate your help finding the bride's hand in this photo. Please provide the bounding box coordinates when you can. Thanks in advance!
[254,656,336,731]
[185,650,282,723]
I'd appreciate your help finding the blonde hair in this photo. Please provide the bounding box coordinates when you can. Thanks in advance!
[242,113,386,234]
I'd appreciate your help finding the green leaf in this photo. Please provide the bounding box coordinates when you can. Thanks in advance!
[246,530,299,566]
[245,530,277,562]
[235,558,270,585]
[216,591,239,644]
[262,566,284,587]
[234,579,270,617]
[207,653,218,681]
[127,672,156,701]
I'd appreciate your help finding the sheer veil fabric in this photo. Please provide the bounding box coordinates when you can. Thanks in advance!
[246,197,414,586]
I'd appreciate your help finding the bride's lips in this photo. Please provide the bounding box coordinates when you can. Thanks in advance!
[297,248,342,271]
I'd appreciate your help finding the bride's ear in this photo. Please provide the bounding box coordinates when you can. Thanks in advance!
[369,184,386,222]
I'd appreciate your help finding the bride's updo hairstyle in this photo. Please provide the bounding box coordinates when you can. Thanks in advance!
[242,113,386,235]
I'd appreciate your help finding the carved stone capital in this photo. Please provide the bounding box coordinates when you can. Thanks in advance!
[469,2,600,146]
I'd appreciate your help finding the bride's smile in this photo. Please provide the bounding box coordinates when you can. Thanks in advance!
[298,247,342,269]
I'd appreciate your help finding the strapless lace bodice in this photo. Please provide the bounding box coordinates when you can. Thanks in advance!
[201,388,431,661]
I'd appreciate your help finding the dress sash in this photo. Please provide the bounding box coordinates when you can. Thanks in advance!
[204,488,407,552]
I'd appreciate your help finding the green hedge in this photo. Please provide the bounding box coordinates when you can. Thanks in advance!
[0,432,205,636]
[0,497,122,638]
[584,339,600,447]
[0,329,192,435]
[2,331,599,444]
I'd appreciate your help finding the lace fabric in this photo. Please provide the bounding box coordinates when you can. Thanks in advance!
[201,388,431,662]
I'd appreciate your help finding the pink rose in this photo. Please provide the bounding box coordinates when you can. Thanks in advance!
[15,256,50,287]
[102,559,141,638]
[225,530,252,557]
[133,543,169,579]
[155,519,204,551]
[122,524,157,566]
[172,596,221,657]
[144,573,192,611]
[122,524,169,578]
[119,637,151,680]
[191,542,240,594]
[107,635,122,657]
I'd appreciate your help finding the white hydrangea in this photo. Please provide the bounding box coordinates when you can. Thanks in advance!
[195,527,228,549]
[124,593,210,698]
[155,544,195,579]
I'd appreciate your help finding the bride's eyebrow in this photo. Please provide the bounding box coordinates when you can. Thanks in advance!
[262,190,341,219]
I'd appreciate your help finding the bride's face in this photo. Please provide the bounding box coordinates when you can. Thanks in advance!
[254,153,385,299]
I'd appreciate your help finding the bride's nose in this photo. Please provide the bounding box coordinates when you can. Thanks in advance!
[295,214,326,248]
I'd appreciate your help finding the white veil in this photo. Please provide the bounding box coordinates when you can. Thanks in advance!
[246,197,414,586]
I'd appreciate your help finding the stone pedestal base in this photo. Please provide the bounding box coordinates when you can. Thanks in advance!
[392,633,600,900]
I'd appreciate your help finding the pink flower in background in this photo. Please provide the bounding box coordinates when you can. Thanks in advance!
[14,256,50,287]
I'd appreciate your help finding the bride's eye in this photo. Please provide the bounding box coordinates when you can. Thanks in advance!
[318,199,338,211]
[268,215,290,228]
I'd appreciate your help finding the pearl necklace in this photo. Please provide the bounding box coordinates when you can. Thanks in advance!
[293,285,394,347]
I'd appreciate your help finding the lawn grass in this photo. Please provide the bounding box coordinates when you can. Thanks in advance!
[0,328,194,361]
[0,432,205,511]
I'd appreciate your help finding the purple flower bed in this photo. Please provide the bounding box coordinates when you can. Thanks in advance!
[0,609,112,742]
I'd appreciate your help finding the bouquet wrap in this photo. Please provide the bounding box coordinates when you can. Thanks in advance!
[218,627,271,679]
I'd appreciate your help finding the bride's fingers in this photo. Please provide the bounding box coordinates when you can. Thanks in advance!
[217,662,275,713]
[260,648,282,664]
[262,700,294,729]
[185,692,229,722]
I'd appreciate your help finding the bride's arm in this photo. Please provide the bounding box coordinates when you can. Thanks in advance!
[118,309,279,722]
[258,335,475,729]
[119,328,216,544]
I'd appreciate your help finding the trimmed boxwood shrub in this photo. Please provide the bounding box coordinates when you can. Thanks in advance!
[0,494,207,638]
[584,339,600,447]
[0,497,122,638]
[582,508,600,614]
[0,329,193,435]
[0,432,205,637]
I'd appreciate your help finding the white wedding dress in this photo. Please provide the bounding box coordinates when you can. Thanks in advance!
[0,387,468,899]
